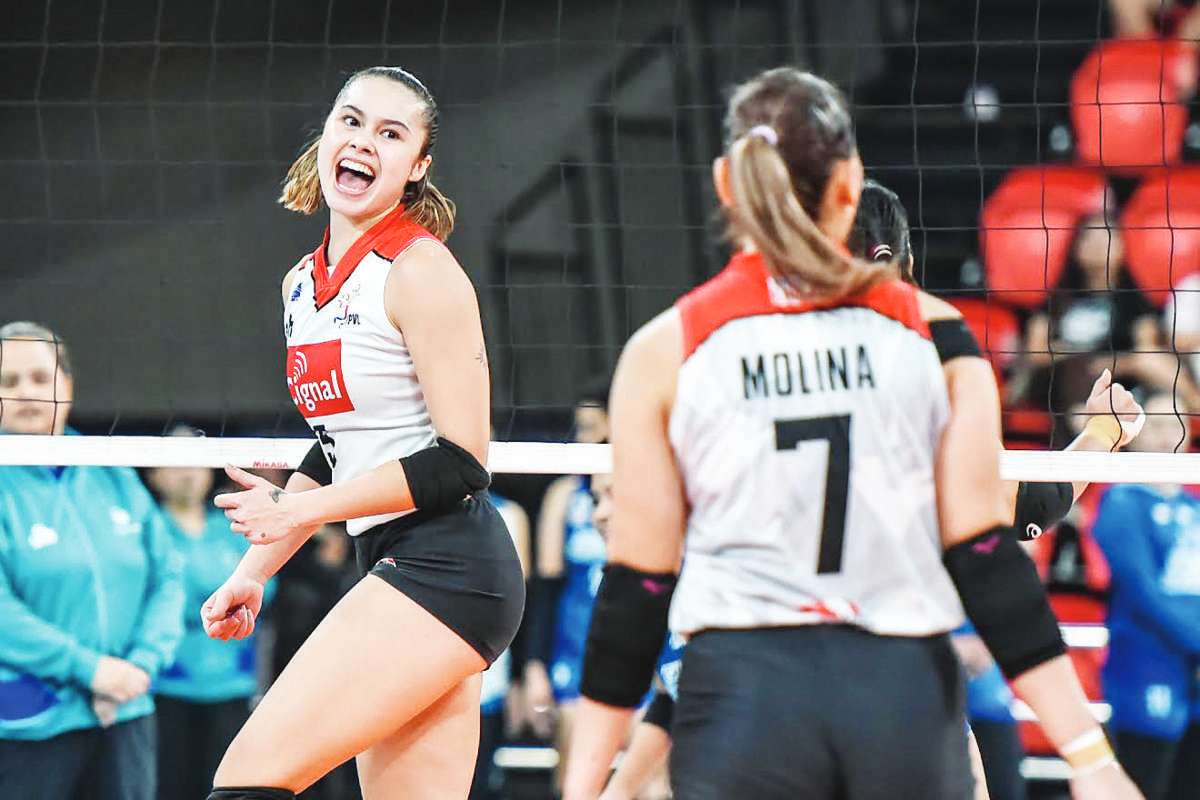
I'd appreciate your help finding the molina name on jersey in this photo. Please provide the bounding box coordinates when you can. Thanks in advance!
[668,251,965,639]
[284,205,441,536]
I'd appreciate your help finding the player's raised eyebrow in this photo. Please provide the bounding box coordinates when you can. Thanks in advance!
[339,104,413,133]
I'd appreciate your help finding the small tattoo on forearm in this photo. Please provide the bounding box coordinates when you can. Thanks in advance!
[475,345,488,369]
[268,489,283,504]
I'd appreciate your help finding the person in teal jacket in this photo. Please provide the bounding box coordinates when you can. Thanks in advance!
[146,444,276,800]
[0,321,185,800]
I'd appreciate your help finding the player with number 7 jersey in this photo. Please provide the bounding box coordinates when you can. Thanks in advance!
[563,66,1141,800]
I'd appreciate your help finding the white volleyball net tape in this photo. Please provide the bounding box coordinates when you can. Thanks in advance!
[2,435,1199,483]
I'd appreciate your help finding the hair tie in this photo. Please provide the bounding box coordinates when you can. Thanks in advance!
[747,125,779,146]
[869,244,893,261]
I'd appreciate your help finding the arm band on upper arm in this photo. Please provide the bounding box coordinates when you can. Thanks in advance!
[295,442,332,486]
[580,564,677,708]
[1013,481,1074,540]
[642,689,675,732]
[399,437,491,512]
[526,576,565,665]
[943,526,1066,679]
[930,319,982,363]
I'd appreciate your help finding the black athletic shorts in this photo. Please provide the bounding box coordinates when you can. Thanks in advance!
[669,626,973,800]
[353,491,525,666]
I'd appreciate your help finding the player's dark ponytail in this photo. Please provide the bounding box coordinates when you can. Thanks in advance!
[725,68,893,298]
[849,179,915,284]
[279,66,457,241]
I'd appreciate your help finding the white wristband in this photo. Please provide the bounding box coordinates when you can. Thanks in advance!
[1119,409,1146,445]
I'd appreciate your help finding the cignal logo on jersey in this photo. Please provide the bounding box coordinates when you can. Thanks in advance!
[286,340,355,417]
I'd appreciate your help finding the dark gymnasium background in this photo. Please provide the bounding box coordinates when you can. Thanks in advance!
[4,0,1151,441]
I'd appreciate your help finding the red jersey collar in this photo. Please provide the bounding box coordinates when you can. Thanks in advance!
[311,204,409,308]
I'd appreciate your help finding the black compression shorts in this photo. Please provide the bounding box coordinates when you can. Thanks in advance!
[669,626,973,800]
[353,492,525,666]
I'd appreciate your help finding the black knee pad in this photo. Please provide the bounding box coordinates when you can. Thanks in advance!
[208,788,295,800]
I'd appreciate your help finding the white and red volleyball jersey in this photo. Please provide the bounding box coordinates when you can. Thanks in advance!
[284,205,439,535]
[667,252,966,638]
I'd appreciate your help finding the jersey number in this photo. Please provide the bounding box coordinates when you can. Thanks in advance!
[313,424,337,468]
[774,414,851,574]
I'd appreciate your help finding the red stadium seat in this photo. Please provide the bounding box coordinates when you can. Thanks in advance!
[1071,39,1197,172]
[980,167,1110,308]
[1029,484,1113,593]
[947,298,1021,386]
[1049,593,1107,626]
[1121,168,1200,306]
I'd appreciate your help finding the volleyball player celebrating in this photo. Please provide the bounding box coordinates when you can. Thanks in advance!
[200,67,524,800]
[563,68,1141,799]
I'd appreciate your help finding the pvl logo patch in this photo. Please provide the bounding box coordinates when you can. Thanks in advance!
[286,340,355,417]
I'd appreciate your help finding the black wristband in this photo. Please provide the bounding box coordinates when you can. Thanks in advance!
[295,441,331,486]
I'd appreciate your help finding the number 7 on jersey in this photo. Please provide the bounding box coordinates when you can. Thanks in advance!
[774,415,851,575]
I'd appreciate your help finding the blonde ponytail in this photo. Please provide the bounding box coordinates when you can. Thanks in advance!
[404,178,456,241]
[729,134,894,298]
[278,137,323,215]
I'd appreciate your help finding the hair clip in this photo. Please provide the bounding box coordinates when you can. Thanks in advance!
[869,244,894,261]
[747,125,779,146]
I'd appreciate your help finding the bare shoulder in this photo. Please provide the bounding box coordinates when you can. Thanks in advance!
[387,237,468,290]
[916,289,963,323]
[623,307,684,369]
[614,306,683,412]
[384,238,478,327]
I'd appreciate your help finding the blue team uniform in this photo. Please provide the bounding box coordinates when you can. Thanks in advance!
[965,663,1015,723]
[550,477,606,701]
[153,508,275,703]
[955,623,1015,724]
[1093,485,1200,739]
[0,459,184,741]
[654,632,687,700]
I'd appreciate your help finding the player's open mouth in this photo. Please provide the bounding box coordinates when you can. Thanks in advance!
[336,158,376,195]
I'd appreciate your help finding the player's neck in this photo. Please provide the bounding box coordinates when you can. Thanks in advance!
[327,206,397,265]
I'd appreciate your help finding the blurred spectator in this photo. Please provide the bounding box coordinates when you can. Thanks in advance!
[266,522,359,800]
[1109,0,1200,39]
[952,630,1027,800]
[590,472,674,800]
[1164,272,1200,388]
[144,436,276,800]
[0,321,184,800]
[523,376,610,786]
[472,492,531,800]
[1007,212,1186,417]
[1093,392,1200,800]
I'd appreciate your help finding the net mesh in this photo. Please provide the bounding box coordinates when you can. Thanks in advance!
[0,0,1196,471]
[4,2,1200,785]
